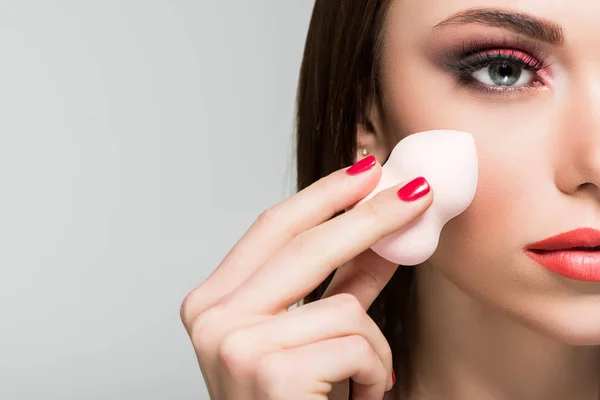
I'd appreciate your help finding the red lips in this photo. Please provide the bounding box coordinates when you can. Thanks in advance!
[525,228,600,282]
[526,227,600,251]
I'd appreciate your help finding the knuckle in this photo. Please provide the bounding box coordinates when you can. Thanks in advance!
[180,289,202,328]
[377,336,394,372]
[333,293,365,321]
[190,305,223,334]
[347,335,389,383]
[290,231,313,254]
[353,265,385,293]
[381,337,393,361]
[254,206,296,243]
[217,330,256,377]
[364,199,386,227]
[180,279,218,329]
[180,292,194,327]
[348,335,377,362]
[255,206,280,228]
[189,305,229,353]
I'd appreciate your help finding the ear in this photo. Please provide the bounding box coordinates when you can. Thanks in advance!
[355,93,389,163]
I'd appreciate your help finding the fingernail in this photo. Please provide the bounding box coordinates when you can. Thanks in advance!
[392,369,396,385]
[346,155,376,175]
[397,177,430,201]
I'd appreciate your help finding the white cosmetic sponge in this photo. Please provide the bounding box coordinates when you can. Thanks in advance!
[353,129,478,265]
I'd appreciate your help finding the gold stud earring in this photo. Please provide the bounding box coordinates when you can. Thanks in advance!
[361,148,369,157]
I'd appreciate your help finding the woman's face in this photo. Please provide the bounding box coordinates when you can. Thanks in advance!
[375,0,600,344]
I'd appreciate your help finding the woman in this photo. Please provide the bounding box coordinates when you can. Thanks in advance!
[181,0,600,399]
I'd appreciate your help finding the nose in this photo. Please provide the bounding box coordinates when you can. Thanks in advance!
[554,73,600,196]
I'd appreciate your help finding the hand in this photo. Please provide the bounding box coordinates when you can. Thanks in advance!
[180,158,433,400]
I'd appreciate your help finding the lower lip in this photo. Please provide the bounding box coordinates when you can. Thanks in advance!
[526,250,600,282]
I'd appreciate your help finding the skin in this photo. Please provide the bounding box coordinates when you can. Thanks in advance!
[183,1,600,399]
[181,162,433,399]
[358,0,600,398]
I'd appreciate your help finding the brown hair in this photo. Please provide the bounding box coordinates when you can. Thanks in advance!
[296,0,416,398]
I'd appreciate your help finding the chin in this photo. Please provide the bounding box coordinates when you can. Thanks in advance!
[517,297,600,346]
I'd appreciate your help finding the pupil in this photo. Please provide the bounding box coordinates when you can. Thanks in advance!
[489,62,521,86]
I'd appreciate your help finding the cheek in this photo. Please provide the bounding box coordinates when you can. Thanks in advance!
[428,147,529,289]
[424,130,562,318]
[428,125,554,278]
[419,147,555,339]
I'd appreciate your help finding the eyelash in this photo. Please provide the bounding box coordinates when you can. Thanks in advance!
[446,47,549,94]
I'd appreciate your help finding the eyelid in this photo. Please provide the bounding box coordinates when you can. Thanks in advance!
[463,49,545,70]
[438,34,552,65]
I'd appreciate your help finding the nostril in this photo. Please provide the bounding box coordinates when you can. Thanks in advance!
[575,182,600,202]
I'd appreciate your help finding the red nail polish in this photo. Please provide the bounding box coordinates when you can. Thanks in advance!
[346,155,376,175]
[392,369,396,385]
[397,177,430,201]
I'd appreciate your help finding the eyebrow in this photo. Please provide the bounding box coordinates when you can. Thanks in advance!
[433,8,565,46]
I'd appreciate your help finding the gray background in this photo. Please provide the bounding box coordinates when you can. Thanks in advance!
[0,2,313,399]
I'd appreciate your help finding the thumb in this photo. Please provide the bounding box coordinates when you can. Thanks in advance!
[321,247,399,310]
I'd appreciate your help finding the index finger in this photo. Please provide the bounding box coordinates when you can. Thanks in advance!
[222,177,433,314]
[181,158,382,322]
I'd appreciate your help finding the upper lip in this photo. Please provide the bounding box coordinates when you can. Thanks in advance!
[526,227,600,251]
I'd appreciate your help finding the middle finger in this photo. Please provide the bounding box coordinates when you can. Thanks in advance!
[223,177,433,313]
